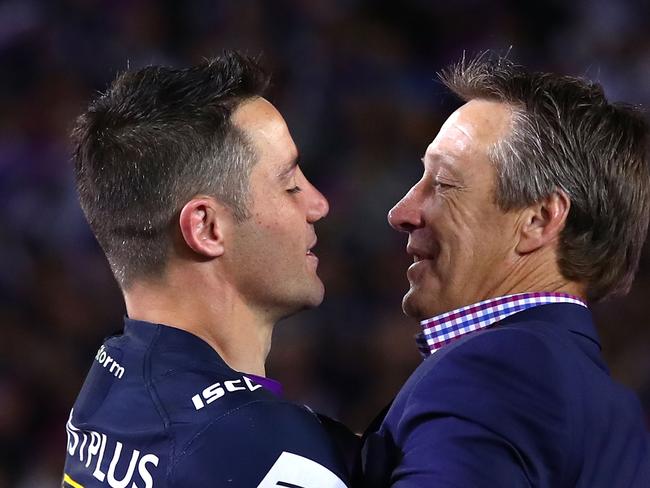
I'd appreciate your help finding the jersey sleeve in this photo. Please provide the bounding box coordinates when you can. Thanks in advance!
[390,328,576,487]
[170,399,351,487]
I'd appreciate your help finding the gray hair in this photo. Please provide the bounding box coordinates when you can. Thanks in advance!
[440,54,650,301]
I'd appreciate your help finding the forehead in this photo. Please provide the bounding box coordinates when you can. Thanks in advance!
[231,97,297,171]
[424,99,513,173]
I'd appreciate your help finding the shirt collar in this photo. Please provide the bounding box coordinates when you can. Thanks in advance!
[416,292,587,357]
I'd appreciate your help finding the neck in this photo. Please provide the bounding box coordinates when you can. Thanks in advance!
[123,270,274,377]
[489,249,586,302]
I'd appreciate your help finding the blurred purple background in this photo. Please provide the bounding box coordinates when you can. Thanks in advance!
[1,1,650,485]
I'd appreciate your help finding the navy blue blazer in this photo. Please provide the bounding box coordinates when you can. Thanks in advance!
[360,304,650,487]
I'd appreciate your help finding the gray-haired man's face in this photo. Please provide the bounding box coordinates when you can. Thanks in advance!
[388,99,521,319]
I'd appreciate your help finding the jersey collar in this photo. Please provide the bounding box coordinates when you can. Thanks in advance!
[123,318,283,395]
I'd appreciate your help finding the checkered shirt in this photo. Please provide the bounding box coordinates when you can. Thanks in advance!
[416,292,587,357]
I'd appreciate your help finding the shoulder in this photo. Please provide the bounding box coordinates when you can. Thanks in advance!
[408,323,572,398]
[179,398,336,453]
[170,399,350,486]
[150,363,351,485]
[390,324,578,450]
[375,325,582,486]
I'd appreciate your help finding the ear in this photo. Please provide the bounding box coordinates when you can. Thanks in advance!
[178,197,226,258]
[516,190,571,254]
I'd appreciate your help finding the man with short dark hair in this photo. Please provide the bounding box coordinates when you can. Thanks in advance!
[64,52,352,487]
[360,55,650,487]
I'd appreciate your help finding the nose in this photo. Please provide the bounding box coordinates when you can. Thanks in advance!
[306,184,329,223]
[388,185,423,233]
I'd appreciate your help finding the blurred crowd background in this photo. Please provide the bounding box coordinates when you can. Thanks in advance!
[1,0,650,485]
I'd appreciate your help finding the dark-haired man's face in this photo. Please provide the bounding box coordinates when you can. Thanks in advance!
[388,99,520,319]
[225,98,329,320]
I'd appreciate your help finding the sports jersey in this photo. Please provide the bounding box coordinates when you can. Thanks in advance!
[63,319,351,487]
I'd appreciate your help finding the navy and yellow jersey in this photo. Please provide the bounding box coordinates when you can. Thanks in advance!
[63,319,351,488]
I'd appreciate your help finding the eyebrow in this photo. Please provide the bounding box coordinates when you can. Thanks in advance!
[421,155,463,179]
[277,154,300,179]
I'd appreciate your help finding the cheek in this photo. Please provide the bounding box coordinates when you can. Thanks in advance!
[429,199,477,250]
[233,232,295,293]
[250,217,303,266]
[456,213,517,269]
[430,199,499,270]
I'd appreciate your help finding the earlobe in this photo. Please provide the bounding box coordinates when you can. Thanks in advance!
[178,198,226,258]
[516,191,571,254]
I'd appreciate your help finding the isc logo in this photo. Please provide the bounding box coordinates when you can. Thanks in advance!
[191,376,263,410]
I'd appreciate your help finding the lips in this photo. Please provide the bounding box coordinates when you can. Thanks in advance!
[406,243,433,261]
[307,237,317,255]
[306,238,318,262]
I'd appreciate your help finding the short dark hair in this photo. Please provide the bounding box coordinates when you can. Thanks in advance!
[440,54,650,301]
[73,51,269,289]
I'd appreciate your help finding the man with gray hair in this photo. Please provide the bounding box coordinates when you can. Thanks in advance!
[359,55,650,487]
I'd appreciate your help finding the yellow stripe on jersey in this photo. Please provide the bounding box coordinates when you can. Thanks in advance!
[62,473,84,488]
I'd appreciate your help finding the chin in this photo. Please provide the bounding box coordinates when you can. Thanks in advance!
[402,289,426,320]
[305,281,325,308]
[276,290,324,321]
[286,280,325,313]
[402,284,446,320]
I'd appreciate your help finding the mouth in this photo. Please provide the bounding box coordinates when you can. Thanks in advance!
[406,242,438,280]
[307,238,318,259]
[407,243,431,262]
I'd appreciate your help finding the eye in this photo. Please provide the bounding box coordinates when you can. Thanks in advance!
[287,185,302,194]
[434,179,454,191]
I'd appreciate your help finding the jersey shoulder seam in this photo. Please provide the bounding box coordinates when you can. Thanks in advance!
[142,325,176,482]
[171,398,313,469]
